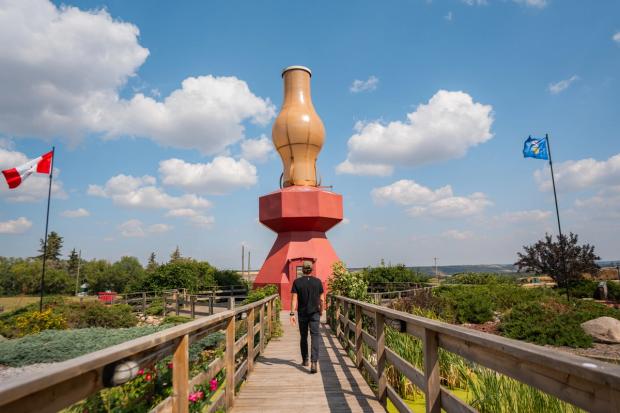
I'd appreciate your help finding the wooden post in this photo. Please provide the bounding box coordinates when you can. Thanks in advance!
[355,305,362,369]
[190,296,196,319]
[343,301,350,349]
[209,296,214,315]
[172,334,189,413]
[225,314,236,409]
[259,303,265,354]
[335,299,341,341]
[266,299,272,338]
[247,307,255,372]
[375,312,387,405]
[142,292,147,314]
[228,296,235,310]
[423,329,440,413]
[175,293,180,316]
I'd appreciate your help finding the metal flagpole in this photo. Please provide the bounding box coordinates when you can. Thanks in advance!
[545,134,569,298]
[75,249,81,296]
[546,134,563,238]
[39,146,55,312]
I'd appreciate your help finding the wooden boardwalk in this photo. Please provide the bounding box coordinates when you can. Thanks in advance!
[232,312,385,413]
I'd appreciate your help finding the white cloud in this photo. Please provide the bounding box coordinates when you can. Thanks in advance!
[0,0,275,154]
[534,153,620,192]
[0,146,67,202]
[0,0,148,141]
[613,32,620,44]
[371,179,452,205]
[98,75,275,154]
[0,217,32,234]
[574,188,620,220]
[444,11,453,22]
[159,157,257,195]
[118,219,145,237]
[88,174,211,209]
[165,208,215,228]
[513,0,547,8]
[372,179,492,219]
[148,223,172,233]
[548,75,579,94]
[350,76,379,93]
[335,159,393,176]
[495,209,551,223]
[61,208,90,218]
[462,0,488,5]
[337,90,493,175]
[240,135,273,162]
[118,219,172,237]
[442,230,473,240]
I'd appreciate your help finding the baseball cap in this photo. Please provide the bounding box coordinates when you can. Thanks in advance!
[303,260,313,270]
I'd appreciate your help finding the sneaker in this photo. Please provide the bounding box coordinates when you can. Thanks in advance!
[302,359,309,367]
[310,361,317,374]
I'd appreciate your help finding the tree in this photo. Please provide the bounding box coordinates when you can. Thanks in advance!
[146,252,158,273]
[142,259,216,292]
[38,231,63,262]
[170,246,182,262]
[515,232,600,295]
[67,248,80,276]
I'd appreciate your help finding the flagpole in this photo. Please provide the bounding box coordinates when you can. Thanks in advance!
[39,146,55,312]
[546,134,563,238]
[545,134,569,299]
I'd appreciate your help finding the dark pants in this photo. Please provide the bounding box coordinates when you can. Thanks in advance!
[299,312,320,362]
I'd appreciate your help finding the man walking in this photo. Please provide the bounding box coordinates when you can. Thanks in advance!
[290,260,325,374]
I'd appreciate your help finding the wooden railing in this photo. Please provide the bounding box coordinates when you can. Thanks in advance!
[328,295,620,413]
[164,286,249,318]
[369,286,436,304]
[0,294,279,413]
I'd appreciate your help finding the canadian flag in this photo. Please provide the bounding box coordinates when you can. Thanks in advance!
[2,151,54,189]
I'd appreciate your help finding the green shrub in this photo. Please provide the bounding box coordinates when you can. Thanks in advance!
[444,272,517,285]
[146,298,164,316]
[328,261,368,300]
[434,286,493,324]
[558,280,598,299]
[361,262,429,284]
[59,302,136,329]
[607,281,620,302]
[243,284,278,304]
[161,315,192,325]
[14,308,67,337]
[500,300,594,348]
[0,325,169,366]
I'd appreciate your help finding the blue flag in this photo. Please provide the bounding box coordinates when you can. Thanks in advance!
[523,136,549,160]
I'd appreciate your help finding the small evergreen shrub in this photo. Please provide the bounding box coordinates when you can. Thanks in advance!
[500,300,593,348]
[434,286,494,324]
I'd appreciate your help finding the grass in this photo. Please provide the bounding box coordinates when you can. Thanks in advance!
[0,296,40,311]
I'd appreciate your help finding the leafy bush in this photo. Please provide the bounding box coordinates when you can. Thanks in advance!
[328,261,368,300]
[434,286,494,324]
[213,269,244,287]
[141,259,217,292]
[500,298,620,348]
[0,298,136,338]
[161,315,192,325]
[243,284,278,304]
[59,301,136,329]
[607,281,620,302]
[500,300,592,348]
[14,308,67,337]
[146,298,164,316]
[361,262,429,285]
[444,273,517,285]
[557,279,598,299]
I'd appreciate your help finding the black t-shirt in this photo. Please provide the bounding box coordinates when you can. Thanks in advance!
[291,276,324,316]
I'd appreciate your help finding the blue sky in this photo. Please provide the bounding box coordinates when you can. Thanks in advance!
[1,0,619,268]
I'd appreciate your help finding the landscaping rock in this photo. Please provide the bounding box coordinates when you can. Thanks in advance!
[581,317,620,344]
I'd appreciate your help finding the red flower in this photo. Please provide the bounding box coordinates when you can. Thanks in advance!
[167,362,173,369]
[138,369,144,375]
[209,378,218,391]
[145,373,152,382]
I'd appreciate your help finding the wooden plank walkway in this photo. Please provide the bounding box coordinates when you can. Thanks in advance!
[232,312,385,413]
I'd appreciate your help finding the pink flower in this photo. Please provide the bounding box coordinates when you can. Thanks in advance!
[188,392,202,403]
[196,391,204,400]
[167,362,173,369]
[138,369,144,375]
[209,378,218,391]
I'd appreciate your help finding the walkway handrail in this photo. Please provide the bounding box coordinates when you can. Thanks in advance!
[328,294,620,413]
[0,294,279,413]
